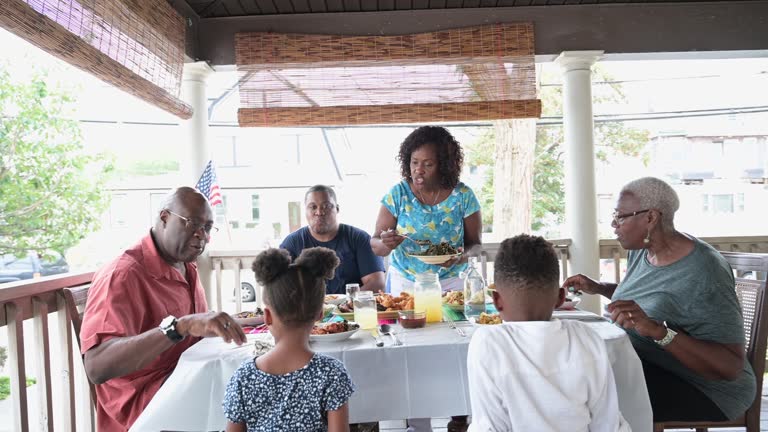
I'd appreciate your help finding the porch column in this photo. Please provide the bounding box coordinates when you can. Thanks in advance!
[555,51,603,314]
[181,61,215,304]
[181,61,214,182]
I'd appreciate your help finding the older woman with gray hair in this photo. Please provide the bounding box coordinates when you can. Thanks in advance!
[563,176,755,423]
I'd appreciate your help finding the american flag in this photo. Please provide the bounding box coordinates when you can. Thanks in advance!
[195,160,223,207]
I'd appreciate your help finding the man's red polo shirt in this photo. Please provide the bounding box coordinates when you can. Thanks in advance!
[80,233,208,431]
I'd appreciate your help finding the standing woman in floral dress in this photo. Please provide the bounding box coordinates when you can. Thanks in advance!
[370,126,482,432]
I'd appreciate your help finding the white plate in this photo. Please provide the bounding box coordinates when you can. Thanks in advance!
[557,296,582,310]
[407,253,461,265]
[324,294,348,305]
[309,328,360,343]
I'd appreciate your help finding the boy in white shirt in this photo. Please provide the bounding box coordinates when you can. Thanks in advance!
[467,234,630,432]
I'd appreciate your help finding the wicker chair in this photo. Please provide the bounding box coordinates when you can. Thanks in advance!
[654,251,768,432]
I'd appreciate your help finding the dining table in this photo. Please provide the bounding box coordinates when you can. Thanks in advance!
[130,309,652,432]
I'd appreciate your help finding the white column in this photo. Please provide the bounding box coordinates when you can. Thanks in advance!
[555,51,603,314]
[180,61,214,182]
[180,61,215,305]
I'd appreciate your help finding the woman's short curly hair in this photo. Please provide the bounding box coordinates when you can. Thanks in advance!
[398,126,464,189]
[620,177,680,231]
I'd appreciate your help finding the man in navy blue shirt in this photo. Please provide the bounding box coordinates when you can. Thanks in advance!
[280,185,385,295]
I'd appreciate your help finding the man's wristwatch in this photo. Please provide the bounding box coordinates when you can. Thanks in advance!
[654,321,677,347]
[159,315,184,343]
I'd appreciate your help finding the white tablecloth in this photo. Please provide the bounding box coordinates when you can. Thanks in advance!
[130,311,652,432]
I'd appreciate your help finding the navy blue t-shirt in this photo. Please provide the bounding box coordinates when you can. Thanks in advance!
[279,224,385,294]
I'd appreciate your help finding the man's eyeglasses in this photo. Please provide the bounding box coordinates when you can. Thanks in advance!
[611,209,650,226]
[167,210,219,234]
[306,203,337,212]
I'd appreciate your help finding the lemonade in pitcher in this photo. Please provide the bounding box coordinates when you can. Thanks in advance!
[414,272,443,323]
[354,290,378,329]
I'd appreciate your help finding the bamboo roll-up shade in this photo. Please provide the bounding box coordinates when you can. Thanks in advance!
[236,24,534,70]
[0,0,192,119]
[239,100,542,128]
[235,23,540,127]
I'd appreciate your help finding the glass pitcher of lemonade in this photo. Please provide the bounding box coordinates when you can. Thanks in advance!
[354,290,378,330]
[414,272,443,323]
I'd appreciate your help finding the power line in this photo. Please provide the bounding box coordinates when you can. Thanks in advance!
[539,106,768,125]
[71,105,768,129]
[539,71,768,87]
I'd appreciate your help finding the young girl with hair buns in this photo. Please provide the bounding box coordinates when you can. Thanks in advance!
[223,247,355,432]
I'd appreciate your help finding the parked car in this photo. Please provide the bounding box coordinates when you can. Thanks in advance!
[0,252,70,284]
[239,282,257,303]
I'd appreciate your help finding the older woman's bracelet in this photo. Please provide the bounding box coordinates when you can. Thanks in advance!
[654,322,678,347]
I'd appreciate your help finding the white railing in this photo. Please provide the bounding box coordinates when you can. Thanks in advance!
[208,250,264,313]
[206,236,768,308]
[600,236,768,283]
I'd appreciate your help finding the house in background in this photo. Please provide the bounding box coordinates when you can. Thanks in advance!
[595,119,768,238]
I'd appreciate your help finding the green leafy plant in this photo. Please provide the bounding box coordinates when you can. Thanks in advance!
[0,376,36,401]
[0,67,112,256]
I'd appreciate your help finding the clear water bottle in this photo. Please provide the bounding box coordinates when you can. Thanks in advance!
[463,257,486,318]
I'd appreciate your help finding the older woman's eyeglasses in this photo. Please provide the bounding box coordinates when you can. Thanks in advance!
[167,210,219,234]
[611,209,650,226]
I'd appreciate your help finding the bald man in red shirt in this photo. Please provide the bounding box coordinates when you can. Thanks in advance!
[80,187,248,431]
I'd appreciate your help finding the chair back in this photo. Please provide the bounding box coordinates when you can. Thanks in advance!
[723,252,768,429]
[60,285,97,407]
[61,285,90,347]
[655,251,768,432]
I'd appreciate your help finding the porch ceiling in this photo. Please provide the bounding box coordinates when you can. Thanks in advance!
[171,0,768,66]
[182,0,757,18]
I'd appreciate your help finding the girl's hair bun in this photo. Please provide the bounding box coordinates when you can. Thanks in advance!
[295,247,340,281]
[252,248,292,285]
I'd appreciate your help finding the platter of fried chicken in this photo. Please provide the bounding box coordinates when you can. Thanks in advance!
[333,291,415,320]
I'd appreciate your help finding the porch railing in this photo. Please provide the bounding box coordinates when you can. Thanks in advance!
[209,250,264,313]
[207,236,768,312]
[0,272,95,432]
[600,236,768,283]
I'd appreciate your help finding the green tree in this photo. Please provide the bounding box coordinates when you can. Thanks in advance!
[465,67,649,233]
[0,68,112,256]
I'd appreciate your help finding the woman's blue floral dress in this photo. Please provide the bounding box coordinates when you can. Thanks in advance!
[381,180,480,281]
[223,353,355,431]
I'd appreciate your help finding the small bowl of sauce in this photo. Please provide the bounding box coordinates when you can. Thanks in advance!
[398,310,427,329]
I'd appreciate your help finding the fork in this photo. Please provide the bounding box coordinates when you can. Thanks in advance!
[445,315,466,337]
[401,235,432,246]
[383,229,431,246]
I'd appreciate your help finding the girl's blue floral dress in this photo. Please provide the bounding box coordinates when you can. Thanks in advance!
[223,353,355,432]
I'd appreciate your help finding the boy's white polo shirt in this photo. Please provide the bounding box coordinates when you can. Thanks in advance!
[467,319,631,432]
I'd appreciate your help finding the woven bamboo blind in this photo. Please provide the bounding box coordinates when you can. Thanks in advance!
[0,0,192,119]
[235,23,541,127]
